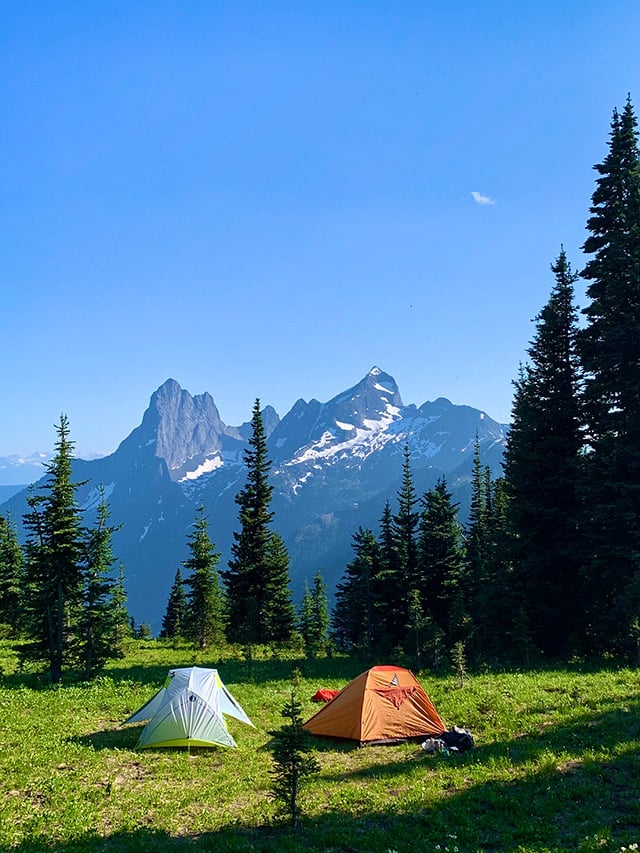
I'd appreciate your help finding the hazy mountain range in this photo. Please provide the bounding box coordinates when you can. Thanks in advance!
[1,368,508,631]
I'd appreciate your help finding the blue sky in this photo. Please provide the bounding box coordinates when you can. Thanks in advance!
[2,2,639,458]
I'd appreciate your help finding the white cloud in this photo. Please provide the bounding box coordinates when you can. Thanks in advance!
[470,191,496,205]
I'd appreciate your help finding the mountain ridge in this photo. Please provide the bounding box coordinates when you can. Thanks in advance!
[1,367,508,630]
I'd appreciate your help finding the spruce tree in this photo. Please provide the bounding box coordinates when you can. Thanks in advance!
[298,570,330,658]
[111,563,131,648]
[261,532,296,644]
[0,512,24,635]
[161,567,188,640]
[416,478,466,646]
[268,670,320,826]
[578,97,640,651]
[503,250,583,655]
[465,440,495,660]
[390,446,420,641]
[183,504,225,649]
[375,500,401,650]
[21,415,86,683]
[223,399,292,647]
[79,486,127,679]
[332,527,380,656]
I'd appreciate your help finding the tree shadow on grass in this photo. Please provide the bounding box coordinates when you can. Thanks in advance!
[315,697,640,783]
[12,743,640,853]
[68,725,142,751]
[19,698,640,852]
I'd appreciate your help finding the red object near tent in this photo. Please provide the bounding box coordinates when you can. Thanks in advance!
[311,689,340,703]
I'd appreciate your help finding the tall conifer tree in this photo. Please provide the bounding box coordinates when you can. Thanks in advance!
[261,532,296,644]
[332,527,380,656]
[161,567,188,640]
[223,399,293,646]
[298,570,330,658]
[503,250,583,654]
[0,512,24,635]
[391,446,419,637]
[21,415,86,683]
[79,486,127,679]
[578,97,640,650]
[183,504,225,649]
[416,478,466,645]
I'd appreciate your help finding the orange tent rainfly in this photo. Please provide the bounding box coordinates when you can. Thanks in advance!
[303,665,445,745]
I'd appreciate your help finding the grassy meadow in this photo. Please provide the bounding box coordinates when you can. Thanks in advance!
[0,641,639,852]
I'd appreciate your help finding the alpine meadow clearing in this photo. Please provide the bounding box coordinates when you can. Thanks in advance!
[1,640,639,853]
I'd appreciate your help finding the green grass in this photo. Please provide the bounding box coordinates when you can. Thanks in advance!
[1,641,639,852]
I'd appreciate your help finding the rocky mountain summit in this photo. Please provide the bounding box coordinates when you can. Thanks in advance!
[1,368,507,630]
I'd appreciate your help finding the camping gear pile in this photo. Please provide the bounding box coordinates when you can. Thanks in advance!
[124,666,254,749]
[421,726,475,754]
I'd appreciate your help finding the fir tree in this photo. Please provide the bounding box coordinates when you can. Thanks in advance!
[223,399,292,647]
[182,504,225,649]
[261,532,296,645]
[390,446,420,642]
[416,478,466,646]
[111,563,131,648]
[79,486,127,679]
[465,439,494,660]
[332,527,380,656]
[21,415,86,683]
[298,570,330,658]
[0,512,24,635]
[374,500,401,650]
[578,97,640,651]
[268,670,320,827]
[503,249,583,655]
[161,567,188,640]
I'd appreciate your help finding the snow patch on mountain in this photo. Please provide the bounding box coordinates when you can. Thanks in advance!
[179,454,224,481]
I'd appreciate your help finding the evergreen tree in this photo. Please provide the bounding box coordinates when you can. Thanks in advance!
[262,532,296,644]
[390,446,420,642]
[483,476,515,660]
[578,97,640,651]
[79,486,127,679]
[332,527,380,656]
[21,415,86,683]
[466,437,489,595]
[268,670,320,826]
[161,567,188,640]
[183,504,225,649]
[503,249,583,655]
[465,440,493,660]
[111,563,131,647]
[298,570,330,658]
[0,512,24,635]
[374,500,401,650]
[416,478,466,646]
[223,399,292,646]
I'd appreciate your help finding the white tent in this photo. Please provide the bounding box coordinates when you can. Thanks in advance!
[124,666,254,749]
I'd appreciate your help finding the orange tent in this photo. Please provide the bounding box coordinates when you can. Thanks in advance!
[303,665,445,744]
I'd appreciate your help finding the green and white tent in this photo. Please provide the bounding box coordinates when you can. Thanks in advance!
[124,666,254,749]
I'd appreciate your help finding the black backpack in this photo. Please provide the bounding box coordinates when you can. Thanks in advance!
[440,726,474,752]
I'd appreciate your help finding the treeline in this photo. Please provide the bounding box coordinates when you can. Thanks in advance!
[332,98,640,665]
[0,416,130,682]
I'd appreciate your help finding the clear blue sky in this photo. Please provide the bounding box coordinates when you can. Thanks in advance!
[2,2,639,458]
